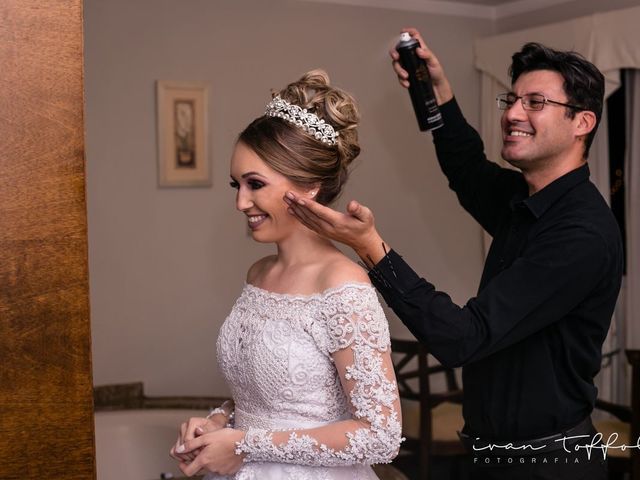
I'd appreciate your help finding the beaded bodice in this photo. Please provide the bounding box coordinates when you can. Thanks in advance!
[216,282,402,468]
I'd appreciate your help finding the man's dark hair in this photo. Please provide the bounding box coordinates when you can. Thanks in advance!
[509,42,604,159]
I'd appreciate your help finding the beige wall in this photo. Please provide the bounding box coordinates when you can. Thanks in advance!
[85,0,637,395]
[87,0,638,397]
[85,0,492,396]
[496,0,640,32]
[90,0,637,395]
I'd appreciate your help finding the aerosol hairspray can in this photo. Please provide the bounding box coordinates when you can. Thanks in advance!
[395,32,444,131]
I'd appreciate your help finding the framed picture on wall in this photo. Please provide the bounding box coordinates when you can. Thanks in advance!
[156,81,211,187]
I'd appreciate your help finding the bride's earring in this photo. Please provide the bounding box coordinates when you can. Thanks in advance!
[309,190,317,198]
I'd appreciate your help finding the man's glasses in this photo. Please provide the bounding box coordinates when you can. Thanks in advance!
[496,93,585,111]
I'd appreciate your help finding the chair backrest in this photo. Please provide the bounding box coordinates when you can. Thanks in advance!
[391,338,461,404]
[595,349,640,477]
[627,350,640,477]
[390,337,464,478]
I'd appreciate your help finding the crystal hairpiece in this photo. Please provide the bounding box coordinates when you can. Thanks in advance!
[265,96,339,146]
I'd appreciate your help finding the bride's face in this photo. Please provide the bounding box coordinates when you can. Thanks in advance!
[230,141,309,243]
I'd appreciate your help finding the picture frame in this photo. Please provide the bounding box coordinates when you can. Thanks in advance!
[156,81,211,187]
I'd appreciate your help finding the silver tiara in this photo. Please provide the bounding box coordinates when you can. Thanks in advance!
[265,96,339,146]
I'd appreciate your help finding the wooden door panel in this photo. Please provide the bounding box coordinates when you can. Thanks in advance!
[0,1,95,478]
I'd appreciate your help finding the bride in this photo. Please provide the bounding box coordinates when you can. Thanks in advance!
[170,70,403,479]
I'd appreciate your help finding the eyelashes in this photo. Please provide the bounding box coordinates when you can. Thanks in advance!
[248,180,265,190]
[229,179,265,190]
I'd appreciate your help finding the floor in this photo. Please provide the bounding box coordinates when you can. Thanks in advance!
[392,453,471,480]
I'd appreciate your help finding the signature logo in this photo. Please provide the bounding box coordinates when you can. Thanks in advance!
[473,432,639,460]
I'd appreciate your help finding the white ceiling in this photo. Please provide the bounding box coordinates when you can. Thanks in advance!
[295,0,577,19]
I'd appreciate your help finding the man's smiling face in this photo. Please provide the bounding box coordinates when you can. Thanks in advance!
[501,69,581,172]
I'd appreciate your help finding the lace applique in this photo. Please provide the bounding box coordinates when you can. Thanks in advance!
[320,286,391,354]
[233,284,403,466]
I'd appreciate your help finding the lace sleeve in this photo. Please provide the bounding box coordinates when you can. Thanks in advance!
[235,284,403,466]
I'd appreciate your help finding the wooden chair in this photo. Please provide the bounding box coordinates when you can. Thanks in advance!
[390,338,466,480]
[594,349,640,480]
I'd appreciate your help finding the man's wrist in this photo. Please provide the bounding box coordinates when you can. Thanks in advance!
[354,231,389,268]
[435,83,454,106]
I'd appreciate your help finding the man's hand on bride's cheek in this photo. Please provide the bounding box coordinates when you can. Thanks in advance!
[176,428,246,477]
[284,191,377,251]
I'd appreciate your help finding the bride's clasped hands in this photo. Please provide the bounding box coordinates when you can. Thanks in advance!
[172,427,246,477]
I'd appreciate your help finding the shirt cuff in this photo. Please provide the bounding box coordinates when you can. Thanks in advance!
[367,249,422,296]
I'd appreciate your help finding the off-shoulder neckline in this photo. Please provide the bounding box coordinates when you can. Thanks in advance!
[243,281,374,301]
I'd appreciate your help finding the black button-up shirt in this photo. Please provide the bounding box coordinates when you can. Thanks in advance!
[370,98,623,441]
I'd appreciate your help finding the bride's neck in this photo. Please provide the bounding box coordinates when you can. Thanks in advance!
[275,228,336,269]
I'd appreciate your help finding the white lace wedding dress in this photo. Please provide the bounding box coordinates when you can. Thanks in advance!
[206,282,402,480]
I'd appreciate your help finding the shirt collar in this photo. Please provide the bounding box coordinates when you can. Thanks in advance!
[510,163,590,218]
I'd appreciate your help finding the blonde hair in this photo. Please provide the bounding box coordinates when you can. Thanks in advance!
[238,69,360,205]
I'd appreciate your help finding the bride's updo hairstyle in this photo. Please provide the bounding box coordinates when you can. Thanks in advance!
[238,69,360,205]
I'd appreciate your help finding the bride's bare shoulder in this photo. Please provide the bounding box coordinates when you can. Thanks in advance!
[246,255,277,284]
[318,253,370,291]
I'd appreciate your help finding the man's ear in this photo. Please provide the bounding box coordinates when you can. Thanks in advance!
[575,110,597,139]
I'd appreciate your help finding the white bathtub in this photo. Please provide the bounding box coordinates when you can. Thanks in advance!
[94,409,209,480]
